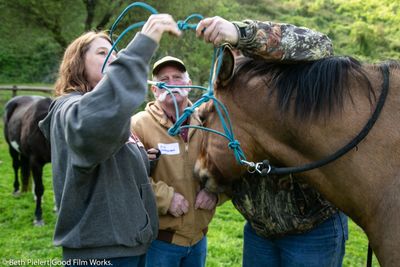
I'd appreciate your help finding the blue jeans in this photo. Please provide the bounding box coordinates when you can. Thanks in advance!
[146,236,207,267]
[66,255,146,267]
[243,212,348,267]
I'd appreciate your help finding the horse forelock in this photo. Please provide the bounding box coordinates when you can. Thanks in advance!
[231,56,376,121]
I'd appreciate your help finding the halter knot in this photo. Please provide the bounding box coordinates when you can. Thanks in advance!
[177,21,190,30]
[183,107,195,116]
[156,82,167,89]
[168,127,180,136]
[177,14,203,31]
[228,140,241,149]
[201,93,213,102]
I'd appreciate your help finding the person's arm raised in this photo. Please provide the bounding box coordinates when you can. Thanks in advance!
[64,14,181,168]
[197,16,333,61]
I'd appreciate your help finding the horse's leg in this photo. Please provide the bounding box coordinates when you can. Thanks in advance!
[31,161,44,226]
[9,146,21,195]
[20,155,30,192]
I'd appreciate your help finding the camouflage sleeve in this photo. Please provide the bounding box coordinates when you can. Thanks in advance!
[232,20,333,61]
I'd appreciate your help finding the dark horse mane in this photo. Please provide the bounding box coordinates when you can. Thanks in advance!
[232,56,398,120]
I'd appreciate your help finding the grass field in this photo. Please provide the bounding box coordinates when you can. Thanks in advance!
[0,91,379,266]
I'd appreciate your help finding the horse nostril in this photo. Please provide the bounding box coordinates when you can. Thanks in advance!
[194,158,204,172]
[194,159,210,184]
[194,158,223,193]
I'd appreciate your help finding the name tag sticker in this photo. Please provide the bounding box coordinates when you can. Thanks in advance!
[158,143,180,155]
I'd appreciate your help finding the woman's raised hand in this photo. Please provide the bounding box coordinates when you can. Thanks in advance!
[141,14,182,43]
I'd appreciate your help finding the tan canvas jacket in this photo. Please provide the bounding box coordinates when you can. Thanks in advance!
[131,101,215,246]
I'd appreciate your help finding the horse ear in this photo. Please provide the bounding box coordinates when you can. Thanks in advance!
[216,45,235,87]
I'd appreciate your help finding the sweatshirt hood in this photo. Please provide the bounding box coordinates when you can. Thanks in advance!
[38,99,57,140]
[39,93,82,140]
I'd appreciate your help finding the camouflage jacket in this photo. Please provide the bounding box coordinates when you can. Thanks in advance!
[229,20,337,237]
[231,173,337,238]
[232,20,333,61]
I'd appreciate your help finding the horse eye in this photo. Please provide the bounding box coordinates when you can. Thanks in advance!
[207,103,215,113]
[199,108,208,122]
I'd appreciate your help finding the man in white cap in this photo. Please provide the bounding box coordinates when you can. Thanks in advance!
[131,56,220,267]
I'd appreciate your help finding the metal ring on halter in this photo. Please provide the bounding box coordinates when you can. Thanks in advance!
[241,160,256,173]
[241,160,254,167]
[263,163,272,174]
[247,165,256,174]
[254,162,264,174]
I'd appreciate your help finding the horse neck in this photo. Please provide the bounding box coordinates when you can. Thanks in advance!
[224,78,369,210]
[253,65,400,219]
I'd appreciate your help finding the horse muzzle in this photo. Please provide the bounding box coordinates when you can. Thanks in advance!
[194,157,227,194]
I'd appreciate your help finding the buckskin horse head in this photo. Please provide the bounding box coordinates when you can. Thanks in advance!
[194,47,400,266]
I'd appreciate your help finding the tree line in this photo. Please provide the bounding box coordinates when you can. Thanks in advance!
[0,0,398,84]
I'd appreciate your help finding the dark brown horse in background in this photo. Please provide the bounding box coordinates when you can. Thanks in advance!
[194,49,400,266]
[3,95,51,226]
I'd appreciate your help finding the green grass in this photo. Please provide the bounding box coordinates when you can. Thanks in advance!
[0,91,379,266]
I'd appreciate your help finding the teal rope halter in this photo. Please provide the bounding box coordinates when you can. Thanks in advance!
[106,2,249,166]
[154,46,248,165]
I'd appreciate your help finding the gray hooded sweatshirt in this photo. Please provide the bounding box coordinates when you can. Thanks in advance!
[39,33,158,260]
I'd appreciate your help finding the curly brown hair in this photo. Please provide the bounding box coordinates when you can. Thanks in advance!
[54,31,111,97]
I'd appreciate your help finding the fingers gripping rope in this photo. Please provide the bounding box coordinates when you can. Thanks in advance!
[177,14,204,30]
[102,3,204,73]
